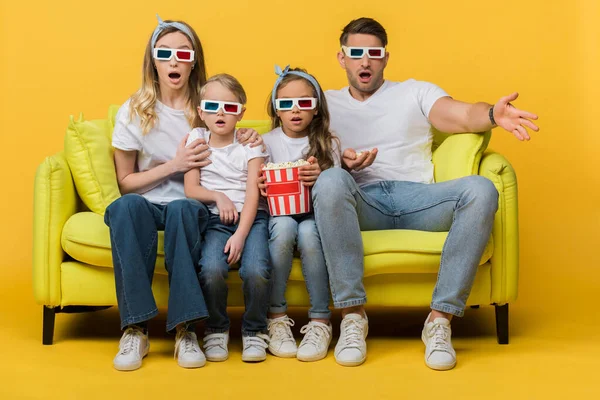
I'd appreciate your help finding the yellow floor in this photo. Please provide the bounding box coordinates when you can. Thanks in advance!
[1,270,598,399]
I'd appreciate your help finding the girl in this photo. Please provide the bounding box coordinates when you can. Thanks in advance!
[261,65,341,362]
[104,16,261,371]
[184,74,271,363]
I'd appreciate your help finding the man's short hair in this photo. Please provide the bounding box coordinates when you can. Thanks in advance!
[340,18,388,47]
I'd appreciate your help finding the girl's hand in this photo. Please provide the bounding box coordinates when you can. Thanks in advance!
[236,128,265,149]
[171,134,211,173]
[224,232,246,265]
[342,148,378,171]
[258,164,268,197]
[215,192,239,225]
[298,156,321,187]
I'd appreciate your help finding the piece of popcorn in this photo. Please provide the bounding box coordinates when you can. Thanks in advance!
[263,159,310,170]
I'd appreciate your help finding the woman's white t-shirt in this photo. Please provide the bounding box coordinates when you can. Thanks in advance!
[186,128,268,215]
[112,100,191,205]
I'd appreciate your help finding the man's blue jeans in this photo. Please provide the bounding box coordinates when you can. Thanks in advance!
[312,168,498,317]
[104,194,210,332]
[198,211,271,336]
[268,214,331,320]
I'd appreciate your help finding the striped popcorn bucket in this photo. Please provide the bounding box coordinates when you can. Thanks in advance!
[263,166,311,216]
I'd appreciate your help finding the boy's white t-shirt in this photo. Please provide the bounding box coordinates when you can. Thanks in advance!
[262,126,342,168]
[112,99,191,205]
[186,128,268,215]
[325,79,449,186]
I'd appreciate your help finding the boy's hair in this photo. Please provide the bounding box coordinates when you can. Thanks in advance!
[200,74,247,104]
[129,20,207,134]
[339,17,388,47]
[267,68,340,171]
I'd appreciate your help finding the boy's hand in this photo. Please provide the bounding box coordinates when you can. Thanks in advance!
[298,156,321,187]
[215,192,239,225]
[258,164,268,197]
[224,232,246,265]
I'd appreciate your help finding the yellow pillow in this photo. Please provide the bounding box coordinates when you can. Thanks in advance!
[64,108,121,215]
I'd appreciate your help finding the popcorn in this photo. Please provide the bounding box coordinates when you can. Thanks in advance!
[263,159,310,170]
[262,159,312,216]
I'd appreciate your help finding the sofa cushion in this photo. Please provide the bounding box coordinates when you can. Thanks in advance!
[61,212,493,277]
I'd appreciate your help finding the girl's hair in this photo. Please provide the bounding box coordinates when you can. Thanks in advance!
[200,73,247,104]
[129,20,207,134]
[268,68,340,171]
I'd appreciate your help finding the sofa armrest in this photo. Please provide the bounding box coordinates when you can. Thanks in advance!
[432,131,491,182]
[478,151,519,304]
[33,152,78,306]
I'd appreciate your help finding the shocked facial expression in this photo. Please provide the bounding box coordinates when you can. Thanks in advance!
[337,33,389,100]
[198,82,245,137]
[153,31,195,92]
[275,79,318,138]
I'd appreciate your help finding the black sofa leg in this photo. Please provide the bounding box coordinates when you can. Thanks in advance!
[43,306,56,345]
[495,304,509,344]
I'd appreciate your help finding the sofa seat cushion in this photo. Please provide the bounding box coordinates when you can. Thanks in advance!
[62,212,493,278]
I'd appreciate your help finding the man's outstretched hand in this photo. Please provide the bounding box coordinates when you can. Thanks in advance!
[493,92,539,141]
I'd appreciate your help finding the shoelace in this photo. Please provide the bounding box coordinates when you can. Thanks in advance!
[118,327,142,356]
[174,329,199,359]
[268,317,295,344]
[244,333,270,350]
[300,322,329,348]
[428,322,451,352]
[203,332,227,352]
[340,319,364,349]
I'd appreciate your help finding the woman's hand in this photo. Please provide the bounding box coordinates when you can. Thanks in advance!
[171,134,211,173]
[236,128,265,149]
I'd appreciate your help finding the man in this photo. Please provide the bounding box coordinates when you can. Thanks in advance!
[314,17,538,369]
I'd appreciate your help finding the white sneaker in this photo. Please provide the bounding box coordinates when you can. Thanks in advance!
[174,327,206,368]
[113,326,149,371]
[297,321,332,362]
[421,313,457,370]
[242,333,269,362]
[203,331,229,362]
[334,313,368,367]
[267,315,297,357]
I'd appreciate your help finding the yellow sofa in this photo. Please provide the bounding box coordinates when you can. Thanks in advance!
[33,106,518,345]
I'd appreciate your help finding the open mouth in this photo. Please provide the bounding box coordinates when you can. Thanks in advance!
[215,119,226,127]
[291,117,302,124]
[168,72,181,80]
[359,71,372,82]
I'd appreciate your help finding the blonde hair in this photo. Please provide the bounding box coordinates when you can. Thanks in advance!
[129,21,207,134]
[200,74,247,104]
[268,68,340,171]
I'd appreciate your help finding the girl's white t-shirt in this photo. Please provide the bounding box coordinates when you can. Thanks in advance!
[325,79,449,186]
[186,128,268,215]
[112,100,191,205]
[262,126,341,168]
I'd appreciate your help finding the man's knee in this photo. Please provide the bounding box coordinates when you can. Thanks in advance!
[465,176,499,212]
[312,168,354,202]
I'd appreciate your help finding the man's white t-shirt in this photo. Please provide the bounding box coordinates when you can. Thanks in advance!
[112,100,191,205]
[262,126,342,167]
[325,79,449,186]
[186,128,268,215]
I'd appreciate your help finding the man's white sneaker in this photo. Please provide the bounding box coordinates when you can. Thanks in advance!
[421,314,457,370]
[113,327,149,371]
[267,315,297,357]
[334,313,368,367]
[242,333,269,362]
[297,321,332,362]
[174,328,206,368]
[203,331,229,362]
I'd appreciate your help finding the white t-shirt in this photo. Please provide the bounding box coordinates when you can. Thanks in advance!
[186,128,268,215]
[112,100,191,205]
[325,79,449,186]
[262,126,341,168]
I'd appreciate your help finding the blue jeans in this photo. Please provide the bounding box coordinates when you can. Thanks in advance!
[198,211,271,336]
[268,214,331,319]
[312,168,498,317]
[104,194,210,332]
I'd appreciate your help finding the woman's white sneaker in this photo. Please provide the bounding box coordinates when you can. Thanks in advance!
[174,327,206,368]
[242,334,269,362]
[113,327,149,371]
[267,315,297,357]
[421,314,457,370]
[334,313,368,367]
[203,331,229,362]
[297,321,332,362]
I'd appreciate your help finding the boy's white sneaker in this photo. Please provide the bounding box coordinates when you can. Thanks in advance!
[242,333,269,362]
[113,327,149,371]
[421,313,457,370]
[267,315,297,357]
[334,313,368,367]
[297,321,332,362]
[174,328,206,368]
[203,331,229,362]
